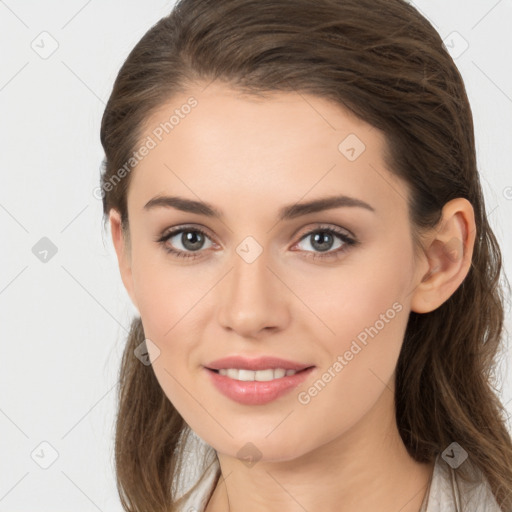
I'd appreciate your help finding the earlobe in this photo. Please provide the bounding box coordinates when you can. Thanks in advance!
[410,198,476,314]
[109,209,139,312]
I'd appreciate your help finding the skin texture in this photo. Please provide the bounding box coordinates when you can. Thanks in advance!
[110,81,476,512]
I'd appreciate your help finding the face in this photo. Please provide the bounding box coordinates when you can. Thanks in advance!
[111,81,427,462]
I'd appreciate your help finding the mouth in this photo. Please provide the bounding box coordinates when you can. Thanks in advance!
[204,365,316,405]
[206,366,314,382]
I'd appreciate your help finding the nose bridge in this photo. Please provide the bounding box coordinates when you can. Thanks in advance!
[216,238,289,335]
[231,243,271,298]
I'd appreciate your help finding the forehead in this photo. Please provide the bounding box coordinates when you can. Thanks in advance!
[127,82,407,218]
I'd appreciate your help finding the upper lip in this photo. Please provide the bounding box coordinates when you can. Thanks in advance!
[205,356,314,371]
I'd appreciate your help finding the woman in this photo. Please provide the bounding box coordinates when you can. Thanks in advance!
[99,0,512,510]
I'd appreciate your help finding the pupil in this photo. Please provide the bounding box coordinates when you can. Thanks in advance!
[312,232,333,252]
[182,231,204,251]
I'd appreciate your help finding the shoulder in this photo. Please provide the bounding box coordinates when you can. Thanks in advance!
[421,453,502,512]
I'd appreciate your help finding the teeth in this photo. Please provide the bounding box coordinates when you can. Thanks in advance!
[217,368,298,381]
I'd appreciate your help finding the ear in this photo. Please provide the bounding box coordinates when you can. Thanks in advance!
[410,198,476,314]
[109,209,139,312]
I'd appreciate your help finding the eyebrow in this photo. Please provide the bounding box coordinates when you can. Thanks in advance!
[143,194,375,220]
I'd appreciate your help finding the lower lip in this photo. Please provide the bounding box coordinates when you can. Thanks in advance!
[204,367,315,405]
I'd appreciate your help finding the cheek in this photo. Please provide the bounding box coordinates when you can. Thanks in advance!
[291,242,412,416]
[292,238,412,350]
[130,242,209,339]
[128,248,212,398]
[291,284,409,453]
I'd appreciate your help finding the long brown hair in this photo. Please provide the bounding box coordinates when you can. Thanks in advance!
[99,0,512,510]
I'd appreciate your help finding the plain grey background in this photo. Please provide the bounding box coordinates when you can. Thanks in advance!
[1,0,511,510]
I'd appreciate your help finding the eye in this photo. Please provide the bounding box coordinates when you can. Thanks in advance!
[156,224,358,261]
[291,225,357,261]
[156,226,215,259]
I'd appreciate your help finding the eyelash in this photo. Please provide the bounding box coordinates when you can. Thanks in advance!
[155,224,358,262]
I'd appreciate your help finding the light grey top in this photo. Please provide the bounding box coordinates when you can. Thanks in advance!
[177,453,502,512]
[418,453,501,511]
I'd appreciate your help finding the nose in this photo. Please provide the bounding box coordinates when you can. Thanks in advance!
[216,248,290,338]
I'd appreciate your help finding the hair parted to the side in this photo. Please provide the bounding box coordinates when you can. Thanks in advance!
[99,0,512,510]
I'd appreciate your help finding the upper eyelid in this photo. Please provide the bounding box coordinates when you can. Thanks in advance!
[292,223,355,241]
[160,224,216,243]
